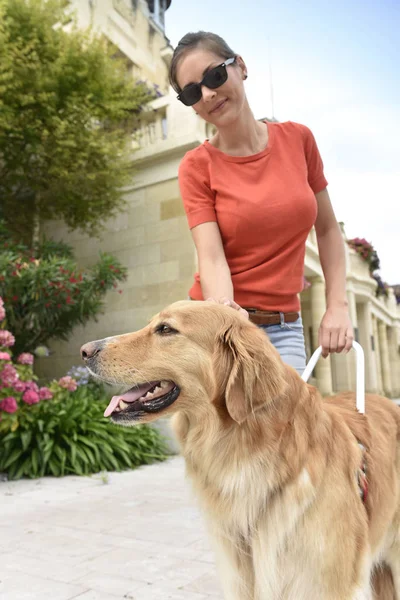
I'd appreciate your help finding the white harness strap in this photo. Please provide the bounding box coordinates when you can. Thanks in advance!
[301,341,365,414]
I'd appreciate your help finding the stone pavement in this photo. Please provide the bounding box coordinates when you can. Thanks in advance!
[0,457,222,600]
[2,401,399,600]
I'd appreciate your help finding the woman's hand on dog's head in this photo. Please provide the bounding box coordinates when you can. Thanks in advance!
[206,297,249,320]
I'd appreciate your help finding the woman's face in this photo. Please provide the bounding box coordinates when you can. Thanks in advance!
[175,48,247,126]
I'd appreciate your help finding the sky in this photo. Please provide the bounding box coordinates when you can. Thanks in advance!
[165,0,400,284]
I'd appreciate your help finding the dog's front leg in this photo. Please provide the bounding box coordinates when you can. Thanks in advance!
[386,546,400,600]
[208,527,255,600]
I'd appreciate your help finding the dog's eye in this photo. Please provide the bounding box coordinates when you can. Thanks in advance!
[155,323,178,336]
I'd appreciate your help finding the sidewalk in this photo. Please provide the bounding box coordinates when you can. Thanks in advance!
[0,457,222,600]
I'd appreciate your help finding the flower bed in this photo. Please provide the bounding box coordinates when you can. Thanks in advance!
[347,237,380,273]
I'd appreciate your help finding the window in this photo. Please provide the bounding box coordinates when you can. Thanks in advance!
[148,25,156,52]
[146,121,157,144]
[147,0,166,29]
[161,117,168,140]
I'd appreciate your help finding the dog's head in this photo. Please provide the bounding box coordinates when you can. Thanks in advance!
[81,301,289,426]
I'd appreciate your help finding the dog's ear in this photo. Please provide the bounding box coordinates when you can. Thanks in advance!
[214,320,288,424]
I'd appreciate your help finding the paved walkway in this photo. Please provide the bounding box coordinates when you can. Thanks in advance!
[0,457,222,600]
[2,401,399,599]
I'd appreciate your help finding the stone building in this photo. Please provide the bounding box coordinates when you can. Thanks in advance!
[301,227,400,397]
[40,0,400,397]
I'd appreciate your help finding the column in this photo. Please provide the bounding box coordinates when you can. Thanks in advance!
[347,289,358,390]
[300,303,313,362]
[310,276,333,396]
[388,327,400,397]
[372,317,383,394]
[357,302,378,393]
[378,321,393,397]
[331,288,358,392]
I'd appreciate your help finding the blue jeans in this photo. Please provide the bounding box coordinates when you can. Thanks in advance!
[258,316,306,375]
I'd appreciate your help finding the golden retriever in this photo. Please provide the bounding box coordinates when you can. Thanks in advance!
[81,301,400,600]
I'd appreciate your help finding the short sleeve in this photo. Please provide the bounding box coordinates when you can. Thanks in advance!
[178,150,217,229]
[301,125,328,194]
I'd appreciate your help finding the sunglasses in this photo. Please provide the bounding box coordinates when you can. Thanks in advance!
[177,57,236,106]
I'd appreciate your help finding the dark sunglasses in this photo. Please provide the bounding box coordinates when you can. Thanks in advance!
[177,57,236,106]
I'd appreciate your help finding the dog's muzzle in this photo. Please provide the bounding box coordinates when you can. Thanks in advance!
[81,340,105,361]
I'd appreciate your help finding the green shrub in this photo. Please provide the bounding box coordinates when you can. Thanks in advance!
[0,383,168,480]
[0,225,127,355]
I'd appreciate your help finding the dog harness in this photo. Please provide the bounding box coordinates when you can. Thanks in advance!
[357,442,369,504]
[301,342,368,505]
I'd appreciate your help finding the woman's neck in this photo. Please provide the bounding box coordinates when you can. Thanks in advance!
[210,102,268,156]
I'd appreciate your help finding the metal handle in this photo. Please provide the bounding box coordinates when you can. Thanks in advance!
[301,341,365,414]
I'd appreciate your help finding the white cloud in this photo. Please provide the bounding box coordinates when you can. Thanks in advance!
[328,170,400,283]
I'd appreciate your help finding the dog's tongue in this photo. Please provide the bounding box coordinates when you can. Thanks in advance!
[104,382,155,417]
[104,396,123,418]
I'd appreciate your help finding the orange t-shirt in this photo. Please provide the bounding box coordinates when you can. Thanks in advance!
[178,121,328,312]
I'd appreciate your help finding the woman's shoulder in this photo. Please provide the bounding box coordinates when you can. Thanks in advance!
[269,119,312,137]
[179,143,211,173]
[269,120,316,145]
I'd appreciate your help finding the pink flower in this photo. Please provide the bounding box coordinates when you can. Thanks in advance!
[17,353,34,365]
[0,306,5,322]
[22,390,40,405]
[0,297,3,307]
[58,375,78,392]
[0,396,18,413]
[24,380,39,393]
[0,351,11,361]
[39,387,53,400]
[13,380,26,393]
[0,364,19,386]
[0,330,15,348]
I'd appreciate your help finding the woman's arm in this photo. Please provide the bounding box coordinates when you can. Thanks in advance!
[314,188,354,356]
[191,222,234,300]
[314,188,347,309]
[178,153,246,315]
[191,222,248,316]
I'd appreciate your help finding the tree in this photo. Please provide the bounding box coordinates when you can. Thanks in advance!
[0,0,154,246]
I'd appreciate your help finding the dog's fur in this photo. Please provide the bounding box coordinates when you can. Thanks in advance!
[83,301,400,599]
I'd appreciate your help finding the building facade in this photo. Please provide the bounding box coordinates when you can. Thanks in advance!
[301,226,400,397]
[39,0,400,397]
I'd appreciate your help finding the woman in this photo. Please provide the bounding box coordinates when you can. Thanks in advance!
[170,31,353,374]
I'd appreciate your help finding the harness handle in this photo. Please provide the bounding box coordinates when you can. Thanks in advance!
[301,341,365,414]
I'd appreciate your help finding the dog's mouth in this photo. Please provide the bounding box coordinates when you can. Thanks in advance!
[104,380,180,420]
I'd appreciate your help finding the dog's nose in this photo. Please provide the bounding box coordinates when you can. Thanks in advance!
[80,342,102,361]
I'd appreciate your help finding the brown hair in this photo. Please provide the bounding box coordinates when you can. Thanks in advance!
[169,31,237,93]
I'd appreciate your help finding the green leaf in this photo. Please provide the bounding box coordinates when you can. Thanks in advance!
[21,431,32,451]
[7,460,21,481]
[1,431,18,444]
[49,457,61,477]
[77,436,101,461]
[54,445,66,463]
[75,445,89,465]
[15,457,31,480]
[101,450,120,471]
[2,448,24,470]
[69,440,77,466]
[31,448,39,476]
